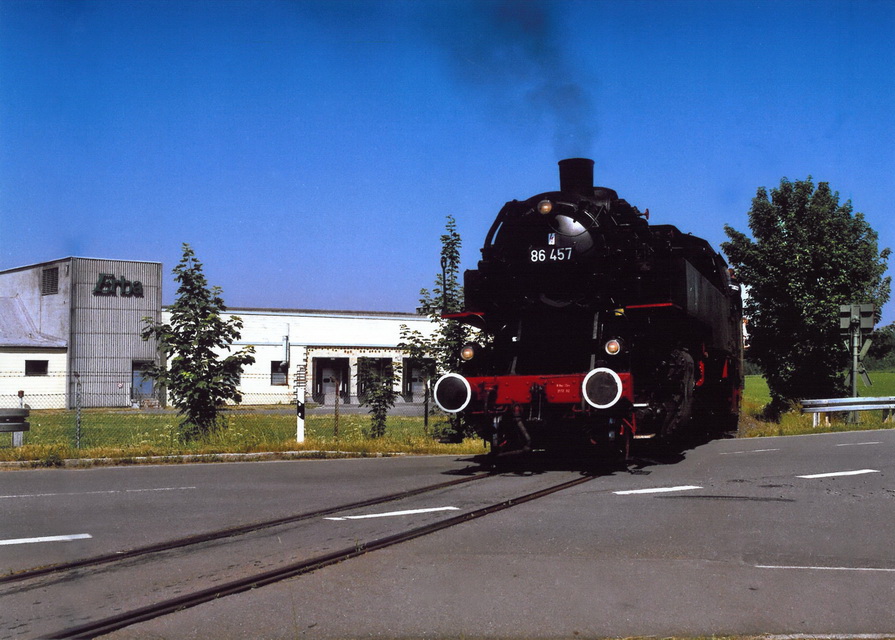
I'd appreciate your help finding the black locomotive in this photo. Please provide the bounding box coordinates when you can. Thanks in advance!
[433,158,743,461]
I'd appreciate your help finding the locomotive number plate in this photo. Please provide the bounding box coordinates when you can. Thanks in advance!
[530,247,572,263]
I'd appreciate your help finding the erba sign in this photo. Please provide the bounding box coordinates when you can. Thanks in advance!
[92,273,145,297]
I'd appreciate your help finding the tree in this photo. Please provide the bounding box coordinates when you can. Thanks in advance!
[722,178,890,414]
[866,322,895,370]
[141,243,255,438]
[397,324,437,434]
[399,215,473,441]
[357,360,399,438]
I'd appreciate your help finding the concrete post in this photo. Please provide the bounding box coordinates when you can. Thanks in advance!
[296,387,305,443]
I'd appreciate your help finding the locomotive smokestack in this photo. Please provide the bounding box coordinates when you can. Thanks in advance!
[558,158,595,195]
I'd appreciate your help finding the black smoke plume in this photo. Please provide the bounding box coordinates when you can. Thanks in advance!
[424,0,597,158]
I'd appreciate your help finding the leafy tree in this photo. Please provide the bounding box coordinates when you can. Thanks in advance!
[357,360,400,438]
[141,243,255,438]
[722,178,890,414]
[399,215,472,441]
[866,323,895,370]
[398,329,437,433]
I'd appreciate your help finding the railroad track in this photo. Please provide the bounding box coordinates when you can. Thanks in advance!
[6,471,595,639]
[0,471,490,587]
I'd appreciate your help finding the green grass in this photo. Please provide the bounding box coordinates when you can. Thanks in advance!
[863,370,895,396]
[739,372,895,438]
[743,375,771,408]
[0,407,486,463]
[3,375,892,464]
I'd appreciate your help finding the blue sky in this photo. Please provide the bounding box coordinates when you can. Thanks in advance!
[1,0,893,323]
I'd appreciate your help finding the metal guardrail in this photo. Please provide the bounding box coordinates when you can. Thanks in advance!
[802,396,895,427]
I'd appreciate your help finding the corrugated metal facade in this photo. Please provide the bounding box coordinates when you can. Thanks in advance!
[69,258,162,407]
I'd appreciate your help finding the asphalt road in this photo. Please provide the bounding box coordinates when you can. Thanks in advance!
[2,429,893,638]
[0,455,475,575]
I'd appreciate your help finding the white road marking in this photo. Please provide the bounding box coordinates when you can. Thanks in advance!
[325,506,460,521]
[796,469,880,479]
[769,635,895,640]
[0,533,92,546]
[613,485,702,496]
[720,448,781,455]
[0,487,197,499]
[756,564,895,573]
[835,441,882,447]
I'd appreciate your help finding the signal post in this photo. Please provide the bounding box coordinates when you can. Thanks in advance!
[839,303,875,422]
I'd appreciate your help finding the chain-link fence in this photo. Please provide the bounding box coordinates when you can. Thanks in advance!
[0,371,448,453]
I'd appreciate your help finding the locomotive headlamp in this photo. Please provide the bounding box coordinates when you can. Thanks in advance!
[460,344,477,361]
[434,373,473,413]
[582,367,624,409]
[604,339,624,355]
[537,200,553,215]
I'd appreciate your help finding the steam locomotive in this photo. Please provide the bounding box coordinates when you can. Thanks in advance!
[433,159,743,462]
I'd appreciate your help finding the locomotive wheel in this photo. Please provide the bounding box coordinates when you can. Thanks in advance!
[660,349,696,439]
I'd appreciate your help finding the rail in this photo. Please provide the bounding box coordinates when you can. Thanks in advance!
[801,396,895,427]
[40,473,594,639]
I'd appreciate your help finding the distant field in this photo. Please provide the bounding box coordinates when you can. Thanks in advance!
[744,371,895,408]
[743,375,771,408]
[741,371,895,437]
[864,370,895,396]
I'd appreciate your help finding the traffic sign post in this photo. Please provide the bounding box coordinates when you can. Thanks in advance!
[839,304,875,423]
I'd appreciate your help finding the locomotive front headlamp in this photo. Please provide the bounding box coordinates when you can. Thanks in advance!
[460,344,477,361]
[537,199,553,215]
[434,373,473,413]
[604,339,623,355]
[582,367,623,409]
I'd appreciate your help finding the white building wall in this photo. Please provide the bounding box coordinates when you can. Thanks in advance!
[220,309,437,405]
[0,348,67,409]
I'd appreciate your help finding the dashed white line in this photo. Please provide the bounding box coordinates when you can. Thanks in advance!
[835,441,882,447]
[0,534,92,546]
[325,507,460,521]
[613,485,702,496]
[720,448,781,455]
[756,564,895,573]
[0,487,197,500]
[796,469,880,479]
[769,635,895,640]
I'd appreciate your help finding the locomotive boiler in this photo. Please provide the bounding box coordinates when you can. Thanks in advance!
[433,158,743,461]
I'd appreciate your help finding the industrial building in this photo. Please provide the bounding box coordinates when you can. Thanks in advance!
[0,258,435,409]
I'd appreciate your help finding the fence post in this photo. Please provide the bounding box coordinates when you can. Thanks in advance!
[14,390,24,447]
[74,372,82,449]
[296,387,305,443]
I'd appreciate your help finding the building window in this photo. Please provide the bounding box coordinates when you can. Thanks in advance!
[271,361,288,386]
[41,267,59,295]
[25,360,49,376]
[131,361,155,401]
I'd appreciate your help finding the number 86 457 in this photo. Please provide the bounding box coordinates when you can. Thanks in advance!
[530,247,572,262]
